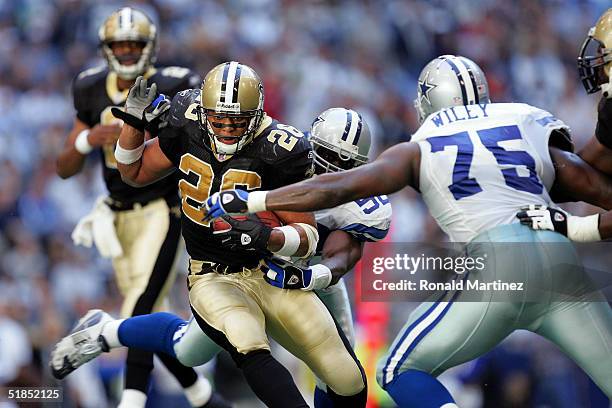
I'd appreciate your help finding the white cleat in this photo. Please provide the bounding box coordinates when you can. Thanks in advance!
[50,309,113,379]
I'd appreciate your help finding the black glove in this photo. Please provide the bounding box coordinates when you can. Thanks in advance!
[516,204,568,236]
[212,215,272,253]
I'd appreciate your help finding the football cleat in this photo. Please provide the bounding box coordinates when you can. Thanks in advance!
[50,309,113,379]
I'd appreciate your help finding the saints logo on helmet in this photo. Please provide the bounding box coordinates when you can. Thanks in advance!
[98,7,157,80]
[197,61,265,156]
[309,108,371,174]
[415,55,490,123]
[578,8,612,96]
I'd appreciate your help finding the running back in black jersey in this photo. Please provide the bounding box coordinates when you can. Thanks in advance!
[72,65,201,204]
[157,88,314,266]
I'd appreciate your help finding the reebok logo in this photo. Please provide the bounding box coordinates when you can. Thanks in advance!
[554,212,565,222]
[287,275,299,285]
[241,234,252,245]
[223,194,234,204]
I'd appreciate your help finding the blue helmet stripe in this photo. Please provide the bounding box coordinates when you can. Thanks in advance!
[460,59,480,104]
[352,112,363,145]
[341,110,352,141]
[443,57,468,105]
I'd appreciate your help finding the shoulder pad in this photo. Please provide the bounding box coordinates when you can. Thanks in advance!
[167,88,201,128]
[155,66,202,94]
[254,119,312,164]
[73,65,107,92]
[521,104,574,152]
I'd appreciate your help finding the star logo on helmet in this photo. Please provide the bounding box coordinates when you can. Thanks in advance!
[418,72,437,104]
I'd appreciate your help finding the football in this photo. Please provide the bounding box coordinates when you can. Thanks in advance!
[211,211,283,232]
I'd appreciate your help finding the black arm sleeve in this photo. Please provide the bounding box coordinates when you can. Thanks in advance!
[271,148,314,187]
[595,97,612,150]
[72,77,92,126]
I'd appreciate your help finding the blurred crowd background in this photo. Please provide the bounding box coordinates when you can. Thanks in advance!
[0,0,610,407]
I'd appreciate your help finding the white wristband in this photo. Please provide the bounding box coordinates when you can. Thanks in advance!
[304,264,332,291]
[273,226,301,256]
[115,142,145,165]
[567,214,601,242]
[248,191,268,213]
[74,129,93,154]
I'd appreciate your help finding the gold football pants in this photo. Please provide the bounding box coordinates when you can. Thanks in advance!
[112,198,181,318]
[188,260,366,396]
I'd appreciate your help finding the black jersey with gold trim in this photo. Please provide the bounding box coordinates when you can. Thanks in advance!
[72,65,201,204]
[158,88,313,265]
[596,96,612,149]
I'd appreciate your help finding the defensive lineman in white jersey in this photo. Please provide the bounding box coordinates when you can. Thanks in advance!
[50,108,392,406]
[206,55,612,407]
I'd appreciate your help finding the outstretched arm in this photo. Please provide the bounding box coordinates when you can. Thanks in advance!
[204,142,420,219]
[320,230,364,286]
[265,142,420,212]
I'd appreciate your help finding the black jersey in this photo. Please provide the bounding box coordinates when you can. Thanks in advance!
[72,65,201,204]
[158,89,314,266]
[596,96,612,150]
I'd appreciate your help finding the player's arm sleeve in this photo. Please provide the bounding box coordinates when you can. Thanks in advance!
[157,126,185,167]
[271,143,314,187]
[596,97,612,150]
[339,203,392,242]
[72,77,92,126]
[170,71,202,97]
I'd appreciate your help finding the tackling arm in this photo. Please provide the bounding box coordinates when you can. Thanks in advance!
[549,146,612,210]
[319,230,364,286]
[262,142,420,212]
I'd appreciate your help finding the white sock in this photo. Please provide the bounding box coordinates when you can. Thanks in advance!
[118,389,147,408]
[100,319,125,349]
[184,375,212,407]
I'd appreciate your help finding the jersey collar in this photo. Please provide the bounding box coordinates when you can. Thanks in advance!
[105,67,157,105]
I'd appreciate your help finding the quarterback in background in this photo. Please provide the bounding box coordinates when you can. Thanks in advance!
[52,7,227,408]
[206,55,612,407]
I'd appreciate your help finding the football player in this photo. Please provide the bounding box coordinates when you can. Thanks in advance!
[206,55,612,407]
[53,7,227,408]
[49,108,391,408]
[109,62,367,407]
[577,8,612,174]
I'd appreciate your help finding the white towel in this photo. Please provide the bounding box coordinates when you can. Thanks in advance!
[71,197,123,258]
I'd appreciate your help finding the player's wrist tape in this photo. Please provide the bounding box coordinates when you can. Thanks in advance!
[247,191,268,213]
[74,129,93,154]
[296,223,319,258]
[115,142,145,165]
[305,264,332,291]
[273,226,301,256]
[567,214,601,242]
